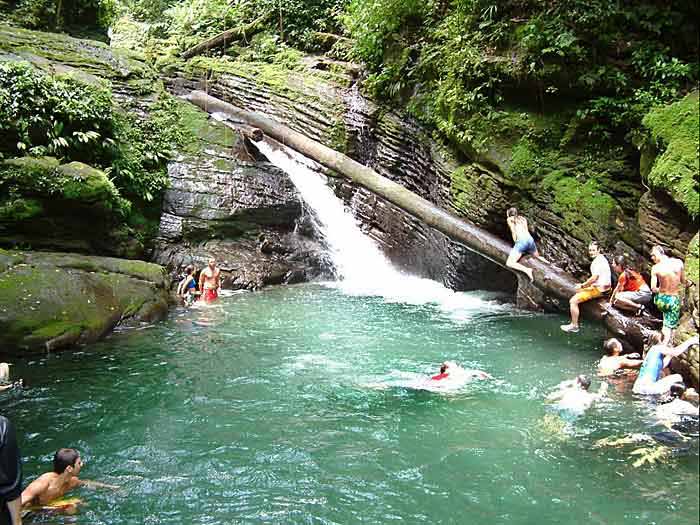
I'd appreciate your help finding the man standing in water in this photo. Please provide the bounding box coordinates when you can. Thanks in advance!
[505,207,546,282]
[198,258,221,303]
[561,241,611,333]
[650,246,693,343]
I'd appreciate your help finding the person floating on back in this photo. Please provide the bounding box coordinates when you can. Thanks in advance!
[650,246,693,343]
[21,448,118,511]
[597,338,643,377]
[632,333,699,395]
[609,255,652,316]
[561,241,611,333]
[199,258,221,303]
[505,207,547,282]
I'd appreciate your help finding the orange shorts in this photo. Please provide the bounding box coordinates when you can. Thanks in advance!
[572,286,604,303]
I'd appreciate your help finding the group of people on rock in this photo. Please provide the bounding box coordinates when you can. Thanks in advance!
[175,258,222,306]
[505,207,693,342]
[506,206,699,418]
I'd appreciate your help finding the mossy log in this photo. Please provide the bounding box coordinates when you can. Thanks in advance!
[186,90,656,348]
[180,13,271,60]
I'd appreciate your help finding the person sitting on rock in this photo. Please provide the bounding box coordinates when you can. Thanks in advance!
[632,333,699,395]
[505,207,547,283]
[650,246,694,343]
[561,241,612,333]
[176,265,198,306]
[21,448,118,511]
[609,255,652,316]
[597,338,643,377]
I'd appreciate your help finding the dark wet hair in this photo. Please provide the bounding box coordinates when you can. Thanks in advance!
[576,375,591,391]
[440,363,448,374]
[589,241,600,251]
[646,331,663,347]
[53,448,80,474]
[613,255,626,269]
[604,338,622,356]
[507,207,518,217]
[669,383,686,399]
[184,265,194,275]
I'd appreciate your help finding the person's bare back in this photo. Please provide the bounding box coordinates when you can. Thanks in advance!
[652,257,684,295]
[507,215,530,242]
[22,472,81,506]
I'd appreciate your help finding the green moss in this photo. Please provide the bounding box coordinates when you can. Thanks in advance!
[329,119,348,154]
[174,98,239,153]
[29,320,82,339]
[540,171,621,242]
[56,162,122,206]
[642,92,700,217]
[0,198,43,221]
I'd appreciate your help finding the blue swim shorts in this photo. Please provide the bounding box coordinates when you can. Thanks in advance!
[513,236,537,255]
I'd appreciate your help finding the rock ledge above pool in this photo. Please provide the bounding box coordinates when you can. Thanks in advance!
[0,249,169,354]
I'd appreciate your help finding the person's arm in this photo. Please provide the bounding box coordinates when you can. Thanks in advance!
[546,389,567,401]
[78,479,120,490]
[660,335,700,358]
[594,382,608,400]
[578,273,598,289]
[650,267,659,293]
[20,478,47,508]
[6,497,21,524]
[620,358,643,369]
[198,272,205,291]
[610,278,623,301]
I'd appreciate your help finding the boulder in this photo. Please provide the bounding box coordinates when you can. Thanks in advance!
[0,249,169,354]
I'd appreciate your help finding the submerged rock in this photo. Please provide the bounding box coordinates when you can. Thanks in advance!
[0,249,169,353]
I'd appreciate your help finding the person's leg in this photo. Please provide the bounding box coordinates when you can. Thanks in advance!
[570,295,582,326]
[532,248,549,264]
[612,293,641,313]
[506,247,534,282]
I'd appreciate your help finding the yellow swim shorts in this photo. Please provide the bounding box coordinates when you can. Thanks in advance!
[573,286,604,303]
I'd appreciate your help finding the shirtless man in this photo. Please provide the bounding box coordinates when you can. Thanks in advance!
[650,246,693,343]
[21,448,117,510]
[597,338,643,377]
[506,207,546,282]
[546,375,607,415]
[632,333,699,395]
[198,258,221,303]
[656,383,699,423]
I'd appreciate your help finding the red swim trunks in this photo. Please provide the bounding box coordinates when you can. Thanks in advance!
[431,373,449,381]
[202,288,219,302]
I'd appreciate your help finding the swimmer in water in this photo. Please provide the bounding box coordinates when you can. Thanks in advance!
[655,383,699,424]
[0,362,22,391]
[632,333,699,395]
[21,449,118,510]
[597,338,643,377]
[430,361,492,382]
[546,375,607,415]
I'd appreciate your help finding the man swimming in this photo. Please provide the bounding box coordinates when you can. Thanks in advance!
[505,207,546,282]
[650,246,693,343]
[546,375,607,415]
[430,361,492,382]
[632,333,699,395]
[21,449,117,509]
[198,258,221,303]
[597,338,643,377]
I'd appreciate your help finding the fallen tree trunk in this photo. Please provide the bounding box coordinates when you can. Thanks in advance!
[186,89,657,349]
[181,13,271,60]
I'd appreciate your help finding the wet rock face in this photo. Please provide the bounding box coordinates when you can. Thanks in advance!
[638,191,696,258]
[152,124,327,291]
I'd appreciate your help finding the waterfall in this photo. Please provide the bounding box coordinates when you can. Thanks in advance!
[254,140,505,315]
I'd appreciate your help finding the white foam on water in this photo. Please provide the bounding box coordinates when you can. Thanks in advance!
[255,140,508,318]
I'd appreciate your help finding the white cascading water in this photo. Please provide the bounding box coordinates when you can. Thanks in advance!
[254,140,504,317]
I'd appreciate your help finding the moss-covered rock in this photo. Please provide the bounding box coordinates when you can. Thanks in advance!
[642,91,700,217]
[0,249,168,353]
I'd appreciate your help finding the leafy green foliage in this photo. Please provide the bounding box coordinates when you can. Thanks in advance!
[4,0,118,32]
[0,61,113,161]
[0,61,190,204]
